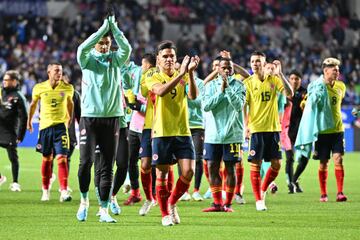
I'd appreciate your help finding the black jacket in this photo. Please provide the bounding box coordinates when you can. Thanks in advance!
[0,87,28,146]
[288,86,307,144]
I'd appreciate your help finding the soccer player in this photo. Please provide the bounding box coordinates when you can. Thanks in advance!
[202,57,246,212]
[27,63,74,202]
[309,58,346,202]
[145,40,199,226]
[244,51,293,211]
[76,14,131,223]
[0,70,28,191]
[283,70,308,193]
[138,63,159,216]
[120,53,157,207]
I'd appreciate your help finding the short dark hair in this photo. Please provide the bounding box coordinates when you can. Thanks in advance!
[219,57,232,63]
[47,62,62,71]
[142,53,156,67]
[289,69,302,79]
[251,51,266,58]
[214,56,222,61]
[156,40,176,55]
[4,70,21,81]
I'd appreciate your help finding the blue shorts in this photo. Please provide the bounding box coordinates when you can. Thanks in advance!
[248,132,282,162]
[313,132,344,160]
[36,123,69,156]
[204,143,242,162]
[152,136,195,165]
[139,129,152,158]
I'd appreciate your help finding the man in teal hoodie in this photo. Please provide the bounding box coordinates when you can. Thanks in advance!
[202,57,246,212]
[76,14,131,223]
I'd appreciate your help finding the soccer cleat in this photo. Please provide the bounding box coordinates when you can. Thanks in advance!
[162,215,174,226]
[269,182,278,194]
[41,189,50,201]
[9,182,21,192]
[256,200,267,211]
[59,190,72,202]
[0,175,7,187]
[192,191,204,201]
[202,203,223,212]
[203,188,212,199]
[122,183,131,194]
[320,194,328,202]
[123,194,142,206]
[96,207,101,217]
[293,182,303,193]
[235,193,246,204]
[288,183,295,194]
[49,173,56,191]
[169,204,180,224]
[139,199,156,216]
[76,201,89,221]
[179,192,191,201]
[336,192,347,202]
[223,204,234,212]
[99,208,117,223]
[110,196,121,215]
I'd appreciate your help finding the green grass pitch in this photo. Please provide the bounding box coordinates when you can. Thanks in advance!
[0,148,359,240]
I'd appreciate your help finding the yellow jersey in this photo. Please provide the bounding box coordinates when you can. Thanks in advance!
[32,80,74,130]
[141,67,158,130]
[145,70,191,137]
[244,74,284,133]
[322,80,346,134]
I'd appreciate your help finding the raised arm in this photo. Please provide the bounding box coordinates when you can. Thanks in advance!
[273,60,293,97]
[109,16,132,67]
[76,18,109,69]
[187,56,200,100]
[150,56,190,97]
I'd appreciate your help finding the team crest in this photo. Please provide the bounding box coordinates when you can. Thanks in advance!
[139,147,143,154]
[249,150,256,156]
[203,149,206,155]
[152,154,159,160]
[80,129,86,135]
[60,92,65,97]
[179,79,185,86]
[270,84,275,90]
[36,144,42,150]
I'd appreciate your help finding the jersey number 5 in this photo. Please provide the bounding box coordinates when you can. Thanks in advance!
[51,99,58,107]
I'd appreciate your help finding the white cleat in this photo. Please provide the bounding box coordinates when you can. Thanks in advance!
[169,204,180,224]
[9,182,21,192]
[59,190,72,202]
[235,193,246,204]
[122,183,131,194]
[162,215,174,226]
[0,175,7,187]
[41,189,50,201]
[192,191,204,201]
[139,199,156,216]
[256,200,267,211]
[76,200,89,221]
[179,192,191,201]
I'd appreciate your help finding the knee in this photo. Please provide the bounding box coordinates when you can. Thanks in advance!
[333,154,343,166]
[271,160,281,171]
[319,161,329,171]
[182,168,194,181]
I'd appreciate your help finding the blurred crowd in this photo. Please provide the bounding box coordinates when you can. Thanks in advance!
[0,0,359,105]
